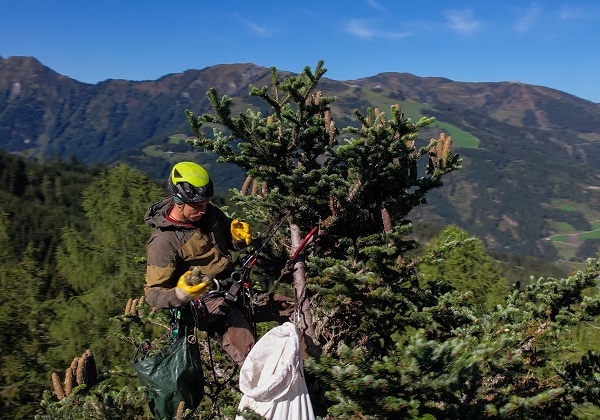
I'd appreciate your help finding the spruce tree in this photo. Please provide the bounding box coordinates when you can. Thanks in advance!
[50,164,163,369]
[0,214,52,419]
[419,225,509,307]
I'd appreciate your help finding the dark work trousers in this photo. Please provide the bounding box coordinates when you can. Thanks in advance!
[197,292,295,366]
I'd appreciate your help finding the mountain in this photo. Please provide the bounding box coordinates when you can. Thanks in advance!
[1,55,599,262]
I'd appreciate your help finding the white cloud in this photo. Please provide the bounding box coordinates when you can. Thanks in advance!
[233,13,273,37]
[381,30,413,40]
[346,19,376,39]
[514,3,540,33]
[366,0,386,12]
[247,21,271,37]
[345,19,412,40]
[444,9,482,36]
[559,5,588,20]
[559,6,580,20]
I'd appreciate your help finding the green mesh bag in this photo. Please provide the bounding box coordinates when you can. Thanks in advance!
[132,309,204,419]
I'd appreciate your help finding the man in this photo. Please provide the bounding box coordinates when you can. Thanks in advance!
[144,161,256,365]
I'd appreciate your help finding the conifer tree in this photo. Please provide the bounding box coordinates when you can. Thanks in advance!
[186,61,460,353]
[185,61,600,418]
[419,224,509,307]
[50,165,163,368]
[0,213,52,418]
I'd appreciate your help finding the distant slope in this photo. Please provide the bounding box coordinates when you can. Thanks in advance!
[1,55,599,261]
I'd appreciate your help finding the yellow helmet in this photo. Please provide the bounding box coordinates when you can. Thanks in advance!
[168,162,214,203]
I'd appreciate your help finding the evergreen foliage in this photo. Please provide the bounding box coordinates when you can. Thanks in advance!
[307,258,600,419]
[50,164,164,369]
[0,151,103,418]
[0,152,98,276]
[37,380,149,420]
[0,214,53,419]
[418,225,509,307]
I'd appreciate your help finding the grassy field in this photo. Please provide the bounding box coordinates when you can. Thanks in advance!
[547,199,600,260]
[580,226,600,241]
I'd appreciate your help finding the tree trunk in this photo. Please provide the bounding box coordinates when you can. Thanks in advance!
[290,222,321,359]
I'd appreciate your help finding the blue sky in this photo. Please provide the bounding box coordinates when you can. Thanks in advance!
[1,1,599,103]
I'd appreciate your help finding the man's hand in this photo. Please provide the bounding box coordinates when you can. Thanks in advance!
[231,219,252,245]
[176,270,212,300]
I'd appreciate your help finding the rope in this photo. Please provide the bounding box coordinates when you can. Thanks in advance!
[266,223,319,297]
[133,319,180,361]
[290,225,319,262]
[133,306,200,361]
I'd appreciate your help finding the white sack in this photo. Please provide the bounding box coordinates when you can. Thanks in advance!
[237,322,315,420]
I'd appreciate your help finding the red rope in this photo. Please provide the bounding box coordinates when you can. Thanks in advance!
[290,226,318,262]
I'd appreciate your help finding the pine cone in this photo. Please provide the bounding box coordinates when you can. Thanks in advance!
[64,367,74,397]
[184,266,210,286]
[51,372,65,400]
[176,401,185,419]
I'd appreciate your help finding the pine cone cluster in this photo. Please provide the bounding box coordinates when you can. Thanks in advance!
[124,296,145,315]
[51,349,98,400]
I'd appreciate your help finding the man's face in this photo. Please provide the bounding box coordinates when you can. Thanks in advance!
[182,199,209,222]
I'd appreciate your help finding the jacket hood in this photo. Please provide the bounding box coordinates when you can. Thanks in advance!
[144,197,175,229]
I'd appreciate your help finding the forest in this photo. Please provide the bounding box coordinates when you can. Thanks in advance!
[1,62,599,419]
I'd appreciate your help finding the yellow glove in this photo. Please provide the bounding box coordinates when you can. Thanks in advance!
[176,269,213,299]
[231,219,252,245]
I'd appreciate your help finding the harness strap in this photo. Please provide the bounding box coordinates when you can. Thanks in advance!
[225,281,241,302]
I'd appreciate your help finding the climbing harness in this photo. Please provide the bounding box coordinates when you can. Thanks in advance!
[235,214,289,330]
[200,214,289,333]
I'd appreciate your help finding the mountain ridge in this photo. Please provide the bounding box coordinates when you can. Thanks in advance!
[1,55,599,262]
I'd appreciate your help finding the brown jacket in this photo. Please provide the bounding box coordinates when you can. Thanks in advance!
[144,197,246,309]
